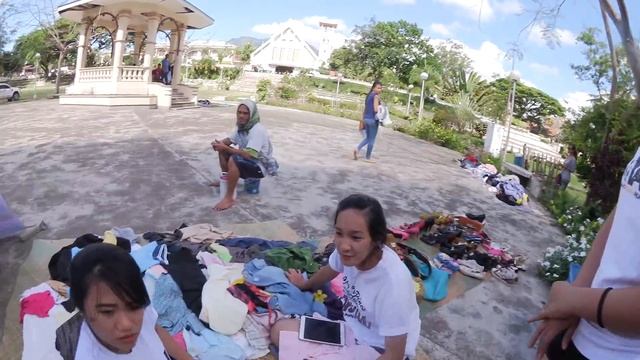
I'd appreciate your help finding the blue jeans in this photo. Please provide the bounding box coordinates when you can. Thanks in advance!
[357,117,379,159]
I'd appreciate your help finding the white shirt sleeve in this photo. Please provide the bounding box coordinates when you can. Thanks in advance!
[229,129,239,145]
[328,250,344,273]
[374,276,414,337]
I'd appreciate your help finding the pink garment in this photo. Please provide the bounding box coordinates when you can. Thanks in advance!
[147,264,168,279]
[171,332,187,351]
[279,331,380,360]
[330,275,344,298]
[196,251,224,267]
[19,291,55,324]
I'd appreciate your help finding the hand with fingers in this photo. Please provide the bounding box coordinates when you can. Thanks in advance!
[286,269,307,290]
[528,317,579,360]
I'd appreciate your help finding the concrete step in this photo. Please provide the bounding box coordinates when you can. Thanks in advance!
[171,96,190,102]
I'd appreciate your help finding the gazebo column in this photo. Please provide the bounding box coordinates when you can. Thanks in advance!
[133,31,144,65]
[111,10,131,84]
[171,25,186,86]
[73,18,91,85]
[143,13,160,83]
[169,30,177,63]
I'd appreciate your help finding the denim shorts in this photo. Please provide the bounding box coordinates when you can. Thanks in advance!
[232,154,264,179]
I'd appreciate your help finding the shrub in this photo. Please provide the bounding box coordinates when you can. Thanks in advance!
[277,84,298,100]
[256,79,271,102]
[538,206,604,282]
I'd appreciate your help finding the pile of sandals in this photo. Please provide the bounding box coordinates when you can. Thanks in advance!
[387,212,526,293]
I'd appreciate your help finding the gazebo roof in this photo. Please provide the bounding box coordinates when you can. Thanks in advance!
[57,0,214,30]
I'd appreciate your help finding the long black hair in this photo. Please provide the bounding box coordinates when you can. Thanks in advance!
[368,80,382,95]
[70,243,149,312]
[334,194,387,245]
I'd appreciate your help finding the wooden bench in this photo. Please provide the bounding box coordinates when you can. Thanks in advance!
[503,162,533,187]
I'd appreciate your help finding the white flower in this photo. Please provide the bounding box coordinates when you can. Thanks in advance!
[553,264,560,268]
[579,252,586,257]
[589,123,596,129]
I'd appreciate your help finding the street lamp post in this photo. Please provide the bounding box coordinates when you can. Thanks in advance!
[405,84,414,115]
[334,72,342,108]
[499,72,520,172]
[33,53,41,100]
[418,72,429,120]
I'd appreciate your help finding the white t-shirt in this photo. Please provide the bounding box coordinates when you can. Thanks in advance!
[329,246,421,356]
[573,146,640,359]
[230,123,274,173]
[75,306,169,360]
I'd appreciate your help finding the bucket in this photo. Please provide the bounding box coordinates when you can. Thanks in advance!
[244,178,261,194]
[514,154,524,167]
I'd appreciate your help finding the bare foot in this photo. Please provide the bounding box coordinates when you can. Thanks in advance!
[213,197,235,211]
[353,149,358,160]
[208,180,220,187]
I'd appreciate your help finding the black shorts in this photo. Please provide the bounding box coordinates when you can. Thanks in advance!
[232,154,264,179]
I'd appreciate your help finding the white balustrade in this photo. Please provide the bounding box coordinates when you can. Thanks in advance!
[78,67,112,82]
[119,66,147,82]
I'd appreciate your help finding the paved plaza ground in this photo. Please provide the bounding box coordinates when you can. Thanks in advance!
[0,100,565,359]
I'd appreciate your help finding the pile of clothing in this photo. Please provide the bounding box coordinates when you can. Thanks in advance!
[20,223,344,360]
[458,156,529,206]
[389,213,526,298]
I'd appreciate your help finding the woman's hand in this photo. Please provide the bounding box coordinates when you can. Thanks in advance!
[528,317,579,360]
[359,120,365,130]
[529,281,577,322]
[286,269,308,290]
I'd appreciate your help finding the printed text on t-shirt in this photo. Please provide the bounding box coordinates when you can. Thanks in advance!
[341,275,372,329]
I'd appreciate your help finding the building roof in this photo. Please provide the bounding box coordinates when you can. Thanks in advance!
[57,0,214,30]
[251,27,320,62]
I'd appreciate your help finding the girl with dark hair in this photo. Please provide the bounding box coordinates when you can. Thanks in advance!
[354,81,383,162]
[70,243,191,359]
[271,194,420,359]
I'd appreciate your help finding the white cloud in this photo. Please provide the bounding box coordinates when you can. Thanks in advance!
[434,0,495,22]
[251,16,349,49]
[382,0,416,4]
[429,23,457,37]
[496,0,524,15]
[529,62,560,75]
[529,23,576,46]
[562,91,593,114]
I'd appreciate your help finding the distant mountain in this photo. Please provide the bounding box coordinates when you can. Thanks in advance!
[228,36,266,48]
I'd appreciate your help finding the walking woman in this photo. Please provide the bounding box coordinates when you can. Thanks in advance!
[558,145,578,190]
[354,80,382,162]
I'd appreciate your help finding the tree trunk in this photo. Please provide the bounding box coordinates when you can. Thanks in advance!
[599,0,618,151]
[55,49,65,94]
[601,0,640,107]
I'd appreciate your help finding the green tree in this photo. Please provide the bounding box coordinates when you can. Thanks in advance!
[237,43,255,64]
[571,28,634,98]
[328,46,367,79]
[13,28,58,76]
[350,19,435,85]
[485,78,565,134]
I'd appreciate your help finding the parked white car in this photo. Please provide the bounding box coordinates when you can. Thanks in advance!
[0,83,21,102]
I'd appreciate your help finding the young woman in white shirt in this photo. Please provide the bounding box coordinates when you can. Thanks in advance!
[69,243,192,359]
[272,194,421,360]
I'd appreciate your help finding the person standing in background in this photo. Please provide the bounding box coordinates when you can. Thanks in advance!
[353,80,382,163]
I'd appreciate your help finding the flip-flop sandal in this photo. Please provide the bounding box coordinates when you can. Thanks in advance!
[491,266,518,285]
[458,259,486,280]
[388,228,410,241]
[399,219,426,235]
[434,253,460,273]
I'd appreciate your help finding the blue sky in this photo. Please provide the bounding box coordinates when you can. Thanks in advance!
[186,0,639,111]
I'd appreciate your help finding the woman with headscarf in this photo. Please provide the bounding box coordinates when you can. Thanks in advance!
[354,80,382,163]
[211,100,277,210]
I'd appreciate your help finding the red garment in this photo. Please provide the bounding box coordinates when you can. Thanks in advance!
[171,332,187,351]
[19,291,55,324]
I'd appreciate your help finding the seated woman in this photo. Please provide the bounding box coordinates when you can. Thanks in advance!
[69,243,191,359]
[272,194,421,360]
[211,100,277,211]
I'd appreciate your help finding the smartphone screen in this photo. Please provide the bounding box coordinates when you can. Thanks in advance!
[301,317,343,345]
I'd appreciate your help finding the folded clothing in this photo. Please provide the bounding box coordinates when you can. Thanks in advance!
[199,264,248,335]
[264,246,319,274]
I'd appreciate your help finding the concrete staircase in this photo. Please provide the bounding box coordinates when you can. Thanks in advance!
[229,71,284,93]
[171,88,198,110]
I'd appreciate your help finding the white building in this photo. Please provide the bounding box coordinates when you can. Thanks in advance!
[250,27,321,73]
[318,22,338,66]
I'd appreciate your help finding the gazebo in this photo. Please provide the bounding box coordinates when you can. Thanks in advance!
[57,0,214,108]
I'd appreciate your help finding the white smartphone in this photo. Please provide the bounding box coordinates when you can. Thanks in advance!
[298,316,346,347]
